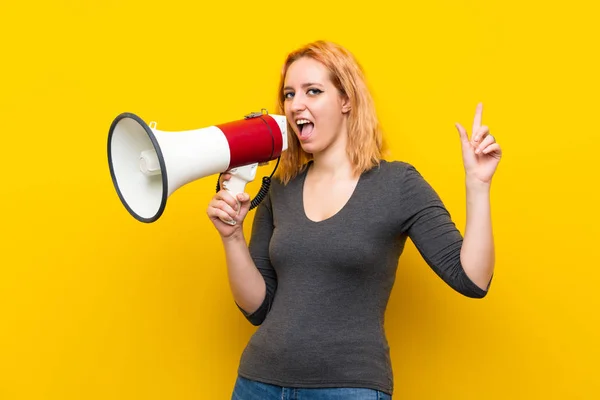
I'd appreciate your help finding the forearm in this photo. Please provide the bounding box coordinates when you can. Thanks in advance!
[460,177,495,290]
[221,233,267,314]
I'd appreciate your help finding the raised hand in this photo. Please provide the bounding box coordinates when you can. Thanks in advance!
[455,103,502,184]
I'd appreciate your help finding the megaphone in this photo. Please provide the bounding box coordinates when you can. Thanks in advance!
[107,109,288,223]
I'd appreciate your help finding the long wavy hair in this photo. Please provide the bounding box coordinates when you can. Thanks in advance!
[274,40,386,184]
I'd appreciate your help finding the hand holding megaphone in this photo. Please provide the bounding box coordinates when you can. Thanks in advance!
[212,165,257,227]
[206,172,252,237]
[220,163,258,223]
[107,109,288,223]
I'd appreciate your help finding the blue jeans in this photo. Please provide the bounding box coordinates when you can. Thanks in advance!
[232,376,392,400]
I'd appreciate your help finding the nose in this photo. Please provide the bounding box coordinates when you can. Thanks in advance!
[290,93,306,113]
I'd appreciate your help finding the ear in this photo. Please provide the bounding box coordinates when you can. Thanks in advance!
[341,95,351,114]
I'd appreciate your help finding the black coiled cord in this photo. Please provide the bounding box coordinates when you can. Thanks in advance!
[216,157,280,210]
[249,176,272,210]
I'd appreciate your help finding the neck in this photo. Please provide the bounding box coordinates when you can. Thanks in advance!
[310,131,354,181]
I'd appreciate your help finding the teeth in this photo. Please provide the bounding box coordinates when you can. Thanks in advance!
[296,119,311,125]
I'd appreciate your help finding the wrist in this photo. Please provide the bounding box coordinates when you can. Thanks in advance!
[465,175,492,192]
[221,229,246,245]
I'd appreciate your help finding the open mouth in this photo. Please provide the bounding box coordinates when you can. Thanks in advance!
[296,118,314,139]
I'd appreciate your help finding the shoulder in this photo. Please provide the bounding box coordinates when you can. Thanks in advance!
[377,159,413,172]
[369,159,423,182]
[370,159,437,197]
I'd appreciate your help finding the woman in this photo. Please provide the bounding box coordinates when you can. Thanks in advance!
[207,40,501,399]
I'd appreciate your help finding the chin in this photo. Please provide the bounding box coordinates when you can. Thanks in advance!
[298,140,320,155]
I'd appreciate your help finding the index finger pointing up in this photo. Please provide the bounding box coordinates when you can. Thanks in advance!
[472,102,483,136]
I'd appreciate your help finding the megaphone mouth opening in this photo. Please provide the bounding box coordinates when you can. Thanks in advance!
[108,112,168,223]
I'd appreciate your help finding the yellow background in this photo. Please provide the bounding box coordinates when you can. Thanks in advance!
[1,1,598,399]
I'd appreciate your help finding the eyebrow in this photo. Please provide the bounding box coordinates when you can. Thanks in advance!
[283,82,324,91]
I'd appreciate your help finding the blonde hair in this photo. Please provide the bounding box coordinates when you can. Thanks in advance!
[274,40,386,184]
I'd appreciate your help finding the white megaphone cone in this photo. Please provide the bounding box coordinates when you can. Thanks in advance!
[107,110,288,223]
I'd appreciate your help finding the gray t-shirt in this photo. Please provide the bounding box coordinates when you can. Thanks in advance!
[235,160,489,395]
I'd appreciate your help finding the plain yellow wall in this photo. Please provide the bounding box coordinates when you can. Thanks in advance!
[1,1,598,399]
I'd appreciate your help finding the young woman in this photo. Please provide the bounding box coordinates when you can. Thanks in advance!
[206,40,501,400]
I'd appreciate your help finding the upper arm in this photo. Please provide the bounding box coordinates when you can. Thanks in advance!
[401,165,488,298]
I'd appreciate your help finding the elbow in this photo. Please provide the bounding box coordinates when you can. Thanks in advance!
[464,288,488,299]
[452,283,488,299]
[250,318,264,326]
[237,293,274,326]
[451,266,492,299]
[243,311,267,326]
[461,275,492,299]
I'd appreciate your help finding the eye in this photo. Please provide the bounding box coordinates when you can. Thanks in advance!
[307,88,322,96]
[283,92,294,100]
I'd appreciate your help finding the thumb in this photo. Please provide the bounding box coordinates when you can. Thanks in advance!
[455,122,470,146]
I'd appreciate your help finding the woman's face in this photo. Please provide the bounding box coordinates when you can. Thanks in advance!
[283,57,350,155]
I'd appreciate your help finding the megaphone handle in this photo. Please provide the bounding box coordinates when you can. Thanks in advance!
[220,163,258,225]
